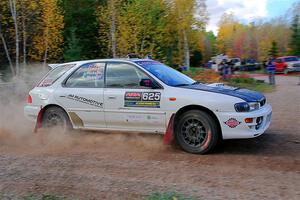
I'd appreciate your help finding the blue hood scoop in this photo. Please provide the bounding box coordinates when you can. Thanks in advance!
[182,83,265,103]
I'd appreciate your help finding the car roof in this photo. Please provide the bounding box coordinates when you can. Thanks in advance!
[54,58,153,67]
[277,56,298,59]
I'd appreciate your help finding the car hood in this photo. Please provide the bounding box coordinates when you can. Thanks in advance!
[181,83,265,102]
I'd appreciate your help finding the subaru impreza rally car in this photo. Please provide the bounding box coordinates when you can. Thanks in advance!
[24,59,272,154]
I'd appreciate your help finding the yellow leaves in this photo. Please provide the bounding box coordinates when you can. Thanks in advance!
[31,0,64,62]
[217,12,291,60]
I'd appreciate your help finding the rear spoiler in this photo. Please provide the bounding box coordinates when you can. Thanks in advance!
[48,64,60,70]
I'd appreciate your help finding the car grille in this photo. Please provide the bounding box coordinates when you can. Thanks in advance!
[260,98,266,107]
[255,116,263,130]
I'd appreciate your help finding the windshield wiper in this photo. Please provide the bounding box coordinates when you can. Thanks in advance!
[173,83,191,87]
[192,81,200,85]
[174,81,200,87]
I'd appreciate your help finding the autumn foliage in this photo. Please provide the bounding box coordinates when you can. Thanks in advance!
[0,0,300,77]
[186,69,222,83]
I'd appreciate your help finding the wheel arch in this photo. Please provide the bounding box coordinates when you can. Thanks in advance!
[41,104,72,125]
[174,105,223,140]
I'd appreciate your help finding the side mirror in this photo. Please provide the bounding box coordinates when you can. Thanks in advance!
[140,78,159,89]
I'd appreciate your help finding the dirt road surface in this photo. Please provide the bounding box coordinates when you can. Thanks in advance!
[0,76,299,199]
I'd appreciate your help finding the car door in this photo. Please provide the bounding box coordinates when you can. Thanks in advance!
[104,62,166,133]
[54,62,106,128]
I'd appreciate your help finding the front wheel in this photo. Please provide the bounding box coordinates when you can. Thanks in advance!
[42,106,72,131]
[174,110,219,154]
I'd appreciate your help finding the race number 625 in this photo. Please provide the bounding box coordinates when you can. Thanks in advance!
[142,92,161,101]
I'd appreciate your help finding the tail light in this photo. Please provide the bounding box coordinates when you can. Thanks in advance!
[27,95,32,104]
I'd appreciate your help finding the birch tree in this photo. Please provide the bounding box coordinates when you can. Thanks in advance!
[9,0,19,76]
[31,0,64,64]
[109,0,118,58]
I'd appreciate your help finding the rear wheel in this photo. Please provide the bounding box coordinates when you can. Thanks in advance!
[42,106,72,131]
[283,68,289,74]
[174,110,219,154]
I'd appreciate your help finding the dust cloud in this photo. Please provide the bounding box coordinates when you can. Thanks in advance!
[0,65,166,155]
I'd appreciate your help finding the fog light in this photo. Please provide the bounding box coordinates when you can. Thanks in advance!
[245,118,253,123]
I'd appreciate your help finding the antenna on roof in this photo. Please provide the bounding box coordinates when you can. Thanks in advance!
[127,53,139,59]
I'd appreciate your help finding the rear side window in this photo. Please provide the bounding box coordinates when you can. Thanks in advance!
[65,62,105,88]
[38,64,75,87]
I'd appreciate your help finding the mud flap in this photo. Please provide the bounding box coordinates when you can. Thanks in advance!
[163,114,175,145]
[34,107,45,133]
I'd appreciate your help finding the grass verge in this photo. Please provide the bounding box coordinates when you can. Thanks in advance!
[145,191,196,200]
[185,68,274,93]
[227,76,275,93]
[23,194,66,200]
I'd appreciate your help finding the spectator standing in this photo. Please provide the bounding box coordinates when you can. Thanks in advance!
[267,58,276,85]
[220,60,231,80]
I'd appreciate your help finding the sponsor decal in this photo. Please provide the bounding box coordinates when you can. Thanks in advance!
[83,63,104,80]
[66,94,103,108]
[224,118,241,128]
[125,92,142,101]
[124,92,161,108]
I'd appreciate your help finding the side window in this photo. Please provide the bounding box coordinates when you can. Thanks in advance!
[106,62,151,88]
[65,63,105,88]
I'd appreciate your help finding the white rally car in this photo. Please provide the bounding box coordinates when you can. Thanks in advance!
[24,59,272,154]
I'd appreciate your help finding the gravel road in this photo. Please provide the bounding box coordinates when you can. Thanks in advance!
[0,75,299,200]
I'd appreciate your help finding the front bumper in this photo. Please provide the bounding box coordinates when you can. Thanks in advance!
[287,66,300,72]
[217,104,272,139]
[24,105,41,122]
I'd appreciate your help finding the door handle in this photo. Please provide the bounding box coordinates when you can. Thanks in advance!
[108,96,116,99]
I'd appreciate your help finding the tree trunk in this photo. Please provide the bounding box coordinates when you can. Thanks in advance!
[43,27,49,67]
[183,30,190,70]
[140,35,145,55]
[9,0,19,76]
[21,0,27,67]
[110,0,117,58]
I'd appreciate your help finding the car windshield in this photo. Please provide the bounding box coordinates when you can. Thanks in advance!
[135,61,196,87]
[284,57,299,62]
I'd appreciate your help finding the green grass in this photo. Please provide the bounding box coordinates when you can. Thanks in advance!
[237,68,266,75]
[23,194,66,200]
[184,68,275,93]
[227,77,275,93]
[183,67,205,76]
[145,191,197,200]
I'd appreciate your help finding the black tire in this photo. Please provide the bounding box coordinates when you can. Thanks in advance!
[174,110,219,154]
[42,106,72,131]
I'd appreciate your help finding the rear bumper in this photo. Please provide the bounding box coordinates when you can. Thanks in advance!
[217,104,272,139]
[24,105,40,122]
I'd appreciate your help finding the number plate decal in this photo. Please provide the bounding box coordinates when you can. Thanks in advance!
[124,92,161,108]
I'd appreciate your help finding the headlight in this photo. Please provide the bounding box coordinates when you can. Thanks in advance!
[248,102,260,111]
[234,102,250,112]
[235,102,259,112]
